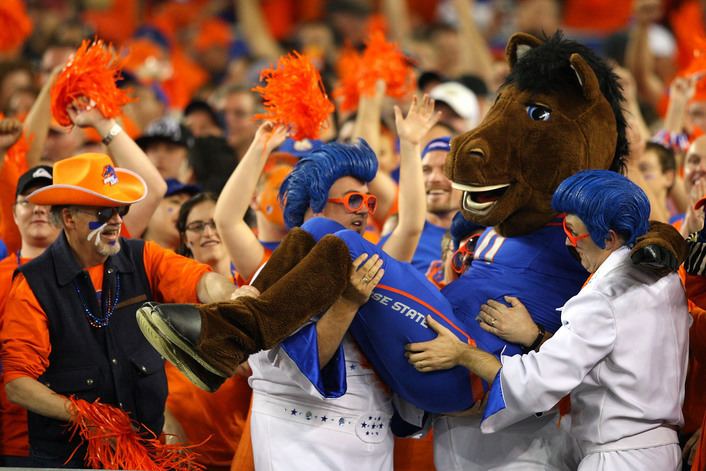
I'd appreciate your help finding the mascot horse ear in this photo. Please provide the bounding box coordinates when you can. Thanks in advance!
[506,32,543,68]
[569,53,602,102]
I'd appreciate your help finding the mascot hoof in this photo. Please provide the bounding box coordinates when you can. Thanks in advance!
[137,302,227,392]
[630,221,687,277]
[630,244,678,277]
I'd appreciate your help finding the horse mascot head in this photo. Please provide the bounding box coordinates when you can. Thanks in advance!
[447,32,628,237]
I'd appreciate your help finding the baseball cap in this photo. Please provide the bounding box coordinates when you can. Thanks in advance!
[165,178,201,198]
[136,117,194,150]
[430,81,480,129]
[417,70,446,91]
[422,136,452,158]
[276,138,324,158]
[16,165,53,197]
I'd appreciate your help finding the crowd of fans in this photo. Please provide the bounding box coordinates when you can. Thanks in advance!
[0,0,705,469]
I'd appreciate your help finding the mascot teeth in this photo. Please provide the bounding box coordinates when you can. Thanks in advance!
[452,182,510,213]
[462,192,494,212]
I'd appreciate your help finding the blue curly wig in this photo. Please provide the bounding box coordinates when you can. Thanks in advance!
[279,139,378,228]
[552,170,650,248]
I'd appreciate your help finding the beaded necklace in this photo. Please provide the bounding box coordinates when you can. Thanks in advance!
[74,271,120,328]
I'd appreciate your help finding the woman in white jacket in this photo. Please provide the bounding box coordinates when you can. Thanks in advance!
[406,169,690,470]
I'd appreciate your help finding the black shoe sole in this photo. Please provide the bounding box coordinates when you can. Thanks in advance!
[136,307,227,392]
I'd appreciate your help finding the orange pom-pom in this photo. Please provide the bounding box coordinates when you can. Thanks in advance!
[365,14,388,37]
[333,29,415,112]
[0,0,32,53]
[333,46,364,113]
[51,39,133,127]
[359,29,415,99]
[68,397,205,471]
[252,51,334,140]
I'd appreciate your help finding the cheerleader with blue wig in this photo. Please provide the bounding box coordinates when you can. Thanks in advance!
[407,170,690,471]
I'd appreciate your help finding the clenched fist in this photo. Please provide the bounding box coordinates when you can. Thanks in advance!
[0,118,23,153]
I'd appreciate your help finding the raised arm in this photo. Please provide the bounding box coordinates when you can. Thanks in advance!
[316,254,384,366]
[214,122,287,281]
[67,99,167,237]
[23,66,61,168]
[664,74,698,134]
[382,95,440,261]
[381,0,413,51]
[0,118,23,170]
[235,0,283,62]
[353,81,397,223]
[453,0,495,87]
[624,0,664,108]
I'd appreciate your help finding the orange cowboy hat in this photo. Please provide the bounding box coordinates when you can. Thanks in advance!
[27,153,147,207]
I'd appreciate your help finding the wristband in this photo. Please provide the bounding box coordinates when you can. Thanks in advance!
[101,123,122,146]
[525,324,545,352]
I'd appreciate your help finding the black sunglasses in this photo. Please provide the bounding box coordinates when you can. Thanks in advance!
[79,206,130,223]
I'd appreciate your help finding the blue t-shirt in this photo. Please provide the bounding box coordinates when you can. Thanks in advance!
[0,239,7,260]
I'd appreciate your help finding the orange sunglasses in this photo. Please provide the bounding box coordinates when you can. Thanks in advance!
[562,217,590,247]
[451,234,481,274]
[327,192,377,214]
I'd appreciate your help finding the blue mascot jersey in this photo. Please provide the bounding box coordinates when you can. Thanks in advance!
[443,218,588,357]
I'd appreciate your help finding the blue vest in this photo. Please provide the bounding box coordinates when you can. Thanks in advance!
[18,233,166,461]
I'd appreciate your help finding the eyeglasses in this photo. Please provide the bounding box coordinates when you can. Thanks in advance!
[327,192,377,215]
[14,199,36,209]
[79,206,130,223]
[185,219,217,233]
[451,234,480,274]
[562,217,590,247]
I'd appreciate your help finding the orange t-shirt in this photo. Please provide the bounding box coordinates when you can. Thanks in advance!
[562,0,633,35]
[693,410,706,470]
[0,253,29,456]
[0,152,28,255]
[165,364,251,468]
[394,433,436,471]
[684,273,706,436]
[670,0,706,70]
[0,240,212,384]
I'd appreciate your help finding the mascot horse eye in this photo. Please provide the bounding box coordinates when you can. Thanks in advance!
[526,105,551,121]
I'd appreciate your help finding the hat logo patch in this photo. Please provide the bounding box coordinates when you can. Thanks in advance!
[102,165,119,186]
[33,168,52,179]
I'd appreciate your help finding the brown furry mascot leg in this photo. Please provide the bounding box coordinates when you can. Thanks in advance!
[137,235,351,389]
[249,227,317,292]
